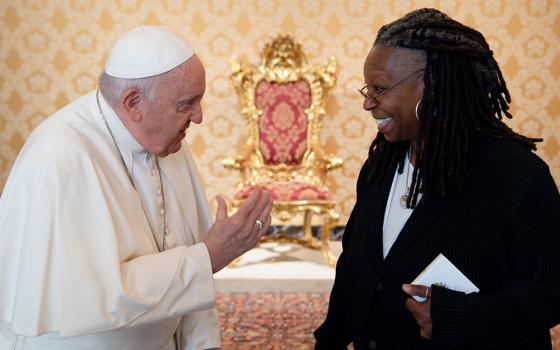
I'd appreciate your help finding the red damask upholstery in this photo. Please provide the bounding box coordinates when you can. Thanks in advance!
[255,80,310,165]
[235,181,333,201]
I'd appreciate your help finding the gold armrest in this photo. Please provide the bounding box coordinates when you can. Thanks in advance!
[324,155,343,171]
[223,157,245,170]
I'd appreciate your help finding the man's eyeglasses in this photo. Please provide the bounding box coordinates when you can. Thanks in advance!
[358,69,424,105]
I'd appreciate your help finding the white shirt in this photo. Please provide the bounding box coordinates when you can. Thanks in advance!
[382,151,422,258]
[0,91,220,349]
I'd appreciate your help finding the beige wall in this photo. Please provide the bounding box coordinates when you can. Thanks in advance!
[0,0,558,222]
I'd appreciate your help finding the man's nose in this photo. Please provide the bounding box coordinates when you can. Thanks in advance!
[191,104,203,124]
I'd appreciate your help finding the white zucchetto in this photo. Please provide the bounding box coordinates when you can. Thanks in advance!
[104,26,195,79]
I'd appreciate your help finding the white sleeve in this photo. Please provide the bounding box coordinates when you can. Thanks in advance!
[111,243,217,331]
[0,147,217,337]
[176,308,221,350]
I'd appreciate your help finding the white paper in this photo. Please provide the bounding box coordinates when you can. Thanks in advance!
[411,253,479,302]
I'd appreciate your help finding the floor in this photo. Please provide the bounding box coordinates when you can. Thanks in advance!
[216,291,330,349]
[214,241,340,349]
[214,241,340,293]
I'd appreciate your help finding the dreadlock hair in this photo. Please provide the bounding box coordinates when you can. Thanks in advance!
[367,8,542,208]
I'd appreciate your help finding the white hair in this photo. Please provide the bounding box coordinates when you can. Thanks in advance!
[98,71,169,106]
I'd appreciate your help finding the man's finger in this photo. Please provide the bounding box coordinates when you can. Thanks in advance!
[254,197,273,228]
[235,189,262,218]
[245,191,271,227]
[263,198,273,218]
[258,215,272,238]
[215,195,228,221]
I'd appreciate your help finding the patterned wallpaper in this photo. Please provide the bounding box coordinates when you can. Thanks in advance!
[0,0,558,222]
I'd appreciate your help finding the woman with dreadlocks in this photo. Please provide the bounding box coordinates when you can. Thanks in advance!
[315,8,560,350]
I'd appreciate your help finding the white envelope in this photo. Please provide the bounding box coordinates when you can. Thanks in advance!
[411,253,479,302]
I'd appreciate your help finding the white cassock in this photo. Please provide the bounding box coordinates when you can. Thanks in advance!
[0,91,221,349]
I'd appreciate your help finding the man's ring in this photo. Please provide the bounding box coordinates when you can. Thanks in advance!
[256,219,264,230]
[424,287,429,298]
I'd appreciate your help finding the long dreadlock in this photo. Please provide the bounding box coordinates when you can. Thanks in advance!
[367,8,542,208]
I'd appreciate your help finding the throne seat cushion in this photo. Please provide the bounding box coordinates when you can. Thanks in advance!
[234,181,333,201]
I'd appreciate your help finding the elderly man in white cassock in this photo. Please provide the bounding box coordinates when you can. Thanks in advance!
[0,26,273,349]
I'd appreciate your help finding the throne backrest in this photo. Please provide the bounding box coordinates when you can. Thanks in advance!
[255,80,311,165]
[230,33,337,173]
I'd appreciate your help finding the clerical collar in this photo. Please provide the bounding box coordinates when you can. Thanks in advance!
[96,91,145,154]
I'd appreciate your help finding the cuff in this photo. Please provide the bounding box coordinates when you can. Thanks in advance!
[182,242,216,311]
[177,308,221,350]
[430,284,466,348]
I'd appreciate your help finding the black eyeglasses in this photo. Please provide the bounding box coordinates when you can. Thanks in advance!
[358,69,424,105]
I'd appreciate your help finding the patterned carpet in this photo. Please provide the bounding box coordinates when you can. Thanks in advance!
[216,292,330,349]
[216,292,560,350]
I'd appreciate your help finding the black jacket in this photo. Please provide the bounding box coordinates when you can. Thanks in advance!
[315,134,560,349]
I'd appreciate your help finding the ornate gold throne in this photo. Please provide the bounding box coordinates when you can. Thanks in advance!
[223,34,342,267]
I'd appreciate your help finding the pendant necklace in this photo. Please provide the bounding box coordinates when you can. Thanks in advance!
[400,150,412,208]
[96,89,168,252]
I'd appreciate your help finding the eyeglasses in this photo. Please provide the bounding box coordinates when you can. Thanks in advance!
[358,69,424,105]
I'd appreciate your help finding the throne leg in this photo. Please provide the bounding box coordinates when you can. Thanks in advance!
[303,210,313,241]
[320,210,339,267]
[302,209,320,250]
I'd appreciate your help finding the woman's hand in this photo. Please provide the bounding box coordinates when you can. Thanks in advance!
[402,284,432,339]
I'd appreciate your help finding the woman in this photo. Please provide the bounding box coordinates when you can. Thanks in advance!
[315,8,560,350]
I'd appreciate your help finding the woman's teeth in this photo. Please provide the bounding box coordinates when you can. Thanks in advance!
[376,117,392,127]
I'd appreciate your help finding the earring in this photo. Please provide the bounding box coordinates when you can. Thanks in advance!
[415,100,421,120]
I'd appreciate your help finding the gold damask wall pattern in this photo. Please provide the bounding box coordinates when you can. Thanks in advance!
[0,0,558,222]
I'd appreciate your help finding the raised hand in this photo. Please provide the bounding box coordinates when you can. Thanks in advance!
[203,189,273,273]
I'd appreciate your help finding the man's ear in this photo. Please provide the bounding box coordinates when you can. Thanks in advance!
[120,88,142,123]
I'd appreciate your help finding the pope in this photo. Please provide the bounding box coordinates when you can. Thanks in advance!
[0,26,273,350]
